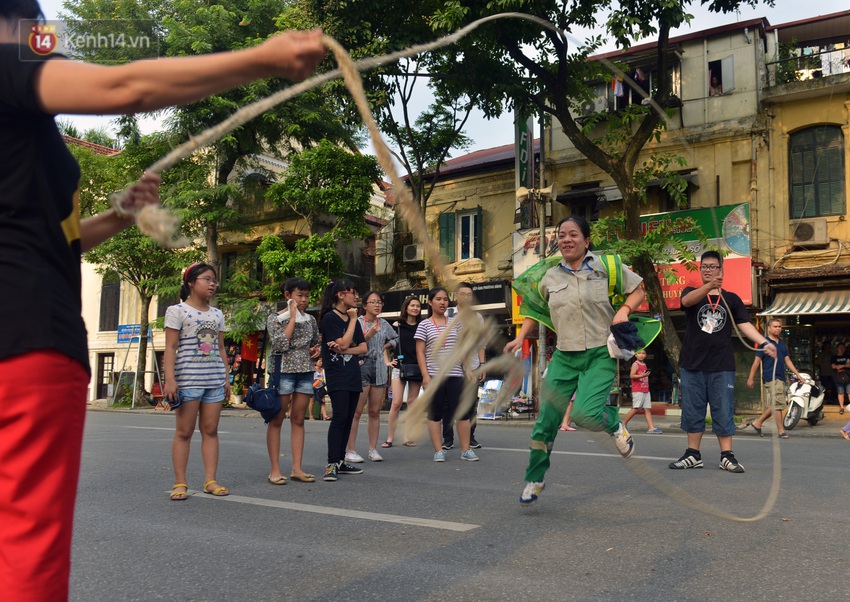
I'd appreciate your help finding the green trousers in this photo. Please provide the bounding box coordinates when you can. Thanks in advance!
[524,346,619,483]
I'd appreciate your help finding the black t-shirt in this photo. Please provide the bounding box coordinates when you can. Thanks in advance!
[831,354,850,372]
[321,311,365,393]
[0,45,88,372]
[396,320,420,365]
[679,287,751,372]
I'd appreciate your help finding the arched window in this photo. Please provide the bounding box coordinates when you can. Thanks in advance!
[789,126,845,218]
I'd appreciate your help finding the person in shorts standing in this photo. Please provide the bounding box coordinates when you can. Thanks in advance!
[670,251,775,473]
[831,343,850,415]
[265,278,321,484]
[743,318,803,438]
[622,349,662,433]
[165,264,231,499]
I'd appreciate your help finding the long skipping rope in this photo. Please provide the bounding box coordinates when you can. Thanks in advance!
[110,11,782,522]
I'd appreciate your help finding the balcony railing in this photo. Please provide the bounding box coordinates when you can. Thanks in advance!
[766,46,850,87]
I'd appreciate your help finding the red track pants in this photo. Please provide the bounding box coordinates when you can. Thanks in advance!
[0,350,88,602]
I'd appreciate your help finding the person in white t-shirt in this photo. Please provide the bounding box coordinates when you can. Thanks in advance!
[164,263,230,501]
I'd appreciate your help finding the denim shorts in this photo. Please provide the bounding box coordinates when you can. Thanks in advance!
[360,358,386,388]
[177,386,225,404]
[277,371,314,396]
[679,369,735,436]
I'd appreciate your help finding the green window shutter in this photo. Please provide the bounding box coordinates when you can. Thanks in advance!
[439,211,455,260]
[474,206,483,259]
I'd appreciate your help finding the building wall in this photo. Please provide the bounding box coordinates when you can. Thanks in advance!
[419,166,517,284]
[81,261,167,401]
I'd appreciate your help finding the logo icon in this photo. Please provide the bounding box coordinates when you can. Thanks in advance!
[28,24,58,56]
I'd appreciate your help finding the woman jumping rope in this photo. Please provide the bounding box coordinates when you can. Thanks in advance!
[164,263,231,500]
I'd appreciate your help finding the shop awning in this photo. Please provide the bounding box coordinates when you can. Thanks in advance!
[758,289,850,316]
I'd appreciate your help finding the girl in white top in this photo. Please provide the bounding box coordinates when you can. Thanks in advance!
[346,291,397,463]
[164,263,231,500]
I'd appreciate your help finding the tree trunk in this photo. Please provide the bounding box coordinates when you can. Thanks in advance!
[620,189,682,375]
[205,222,219,272]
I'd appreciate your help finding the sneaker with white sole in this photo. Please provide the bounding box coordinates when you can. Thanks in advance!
[668,452,703,469]
[460,449,479,461]
[433,451,447,462]
[719,455,745,473]
[469,439,482,449]
[337,462,363,475]
[345,450,364,463]
[323,463,338,481]
[520,481,545,504]
[368,448,383,462]
[647,428,663,434]
[613,422,634,458]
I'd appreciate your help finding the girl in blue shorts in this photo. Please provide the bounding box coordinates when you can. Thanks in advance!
[164,263,231,500]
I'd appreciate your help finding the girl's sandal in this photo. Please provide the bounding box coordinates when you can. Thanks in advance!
[170,483,189,501]
[203,480,230,496]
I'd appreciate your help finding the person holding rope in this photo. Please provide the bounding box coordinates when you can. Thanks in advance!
[505,216,645,505]
[0,2,325,598]
[670,251,776,473]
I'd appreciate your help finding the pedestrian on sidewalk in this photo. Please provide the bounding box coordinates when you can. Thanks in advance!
[669,251,776,474]
[623,349,662,433]
[505,216,645,505]
[831,343,850,415]
[265,278,321,485]
[311,358,330,420]
[165,264,232,501]
[320,281,368,482]
[743,317,803,439]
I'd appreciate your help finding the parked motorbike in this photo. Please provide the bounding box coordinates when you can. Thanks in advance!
[783,372,825,430]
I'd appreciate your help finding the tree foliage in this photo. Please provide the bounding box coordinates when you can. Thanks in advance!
[62,0,358,270]
[257,233,344,304]
[265,139,380,240]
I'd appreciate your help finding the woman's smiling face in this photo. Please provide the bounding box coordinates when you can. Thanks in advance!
[558,219,589,265]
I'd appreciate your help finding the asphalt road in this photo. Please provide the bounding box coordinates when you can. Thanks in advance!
[70,411,850,601]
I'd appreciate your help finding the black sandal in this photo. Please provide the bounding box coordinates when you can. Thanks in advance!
[380,441,393,448]
[778,432,790,439]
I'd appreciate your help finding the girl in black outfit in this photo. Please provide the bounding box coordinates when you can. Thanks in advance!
[320,280,368,481]
[385,296,424,447]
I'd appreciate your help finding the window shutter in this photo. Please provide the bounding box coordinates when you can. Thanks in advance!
[721,55,735,92]
[99,274,120,332]
[474,206,483,259]
[439,211,455,260]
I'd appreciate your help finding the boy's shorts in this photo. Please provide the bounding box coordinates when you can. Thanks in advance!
[631,391,651,409]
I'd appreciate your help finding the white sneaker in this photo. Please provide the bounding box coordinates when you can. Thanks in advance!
[345,450,364,463]
[368,448,383,462]
[613,422,634,458]
[520,481,545,504]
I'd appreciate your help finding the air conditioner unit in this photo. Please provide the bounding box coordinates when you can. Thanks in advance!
[580,95,608,116]
[403,243,425,263]
[790,218,829,248]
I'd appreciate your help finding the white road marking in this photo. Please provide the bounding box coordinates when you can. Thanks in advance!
[191,493,479,532]
[122,426,231,434]
[483,446,673,462]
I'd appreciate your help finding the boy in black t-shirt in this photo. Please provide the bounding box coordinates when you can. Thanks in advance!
[670,251,775,474]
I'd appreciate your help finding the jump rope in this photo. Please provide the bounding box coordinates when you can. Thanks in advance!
[111,12,784,522]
